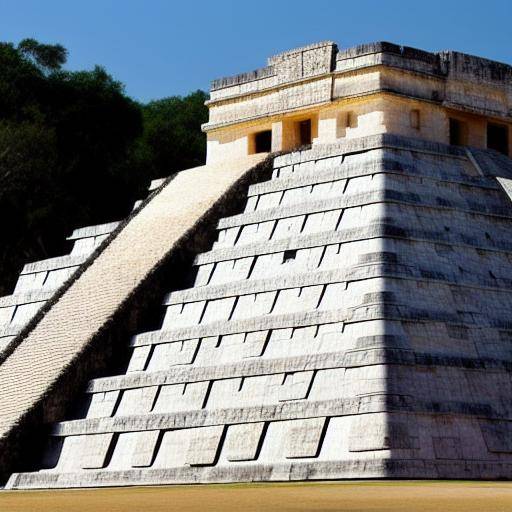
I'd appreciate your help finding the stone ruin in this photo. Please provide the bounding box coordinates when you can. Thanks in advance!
[2,41,512,488]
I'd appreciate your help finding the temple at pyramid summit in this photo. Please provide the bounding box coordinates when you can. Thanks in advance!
[2,41,512,488]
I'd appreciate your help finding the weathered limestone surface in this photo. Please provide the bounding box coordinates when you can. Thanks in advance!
[8,134,512,488]
[0,154,265,483]
[0,176,170,359]
[0,222,119,357]
[205,41,512,164]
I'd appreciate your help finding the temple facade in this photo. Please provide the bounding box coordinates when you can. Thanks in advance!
[205,41,511,162]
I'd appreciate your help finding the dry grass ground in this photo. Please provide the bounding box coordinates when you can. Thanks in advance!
[1,481,512,512]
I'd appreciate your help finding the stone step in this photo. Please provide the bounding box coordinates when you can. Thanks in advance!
[132,309,348,347]
[165,264,512,307]
[167,267,357,305]
[195,223,512,266]
[52,395,405,436]
[220,188,511,230]
[196,227,387,265]
[8,457,503,489]
[19,254,88,275]
[249,156,497,198]
[66,221,120,241]
[51,394,498,437]
[87,349,375,393]
[270,134,467,168]
[87,348,512,394]
[132,298,512,350]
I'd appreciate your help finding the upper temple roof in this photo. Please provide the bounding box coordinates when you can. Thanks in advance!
[210,41,512,92]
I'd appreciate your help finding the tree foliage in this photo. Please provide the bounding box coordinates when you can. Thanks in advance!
[17,38,67,73]
[139,91,208,175]
[0,39,208,295]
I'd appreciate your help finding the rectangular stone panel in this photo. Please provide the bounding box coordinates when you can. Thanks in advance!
[13,272,47,293]
[225,422,265,461]
[87,390,120,419]
[131,430,161,467]
[349,415,418,452]
[116,386,159,416]
[433,436,462,459]
[146,339,199,371]
[185,426,225,466]
[10,303,42,326]
[201,297,236,324]
[170,339,200,366]
[0,306,14,326]
[80,433,115,469]
[126,346,151,372]
[481,421,512,453]
[278,371,314,401]
[242,331,269,358]
[194,263,214,286]
[285,417,326,458]
[43,268,76,290]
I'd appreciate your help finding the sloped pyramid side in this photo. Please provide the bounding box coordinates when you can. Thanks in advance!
[0,178,165,360]
[0,221,119,357]
[8,135,512,488]
[0,154,266,483]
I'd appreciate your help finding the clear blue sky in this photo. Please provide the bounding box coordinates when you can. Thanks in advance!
[1,0,511,102]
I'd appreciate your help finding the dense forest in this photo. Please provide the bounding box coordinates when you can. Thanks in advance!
[0,39,208,295]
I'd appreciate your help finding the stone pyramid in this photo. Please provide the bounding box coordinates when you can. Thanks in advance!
[3,41,512,488]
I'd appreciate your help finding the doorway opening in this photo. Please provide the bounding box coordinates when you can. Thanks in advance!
[487,123,509,155]
[253,130,272,153]
[449,118,468,146]
[298,119,312,147]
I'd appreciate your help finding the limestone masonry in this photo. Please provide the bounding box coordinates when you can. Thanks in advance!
[2,41,512,488]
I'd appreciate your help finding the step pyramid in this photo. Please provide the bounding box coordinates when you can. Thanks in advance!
[3,41,512,488]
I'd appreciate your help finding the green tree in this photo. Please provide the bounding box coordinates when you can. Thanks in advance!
[0,39,208,296]
[17,38,67,73]
[0,40,143,294]
[0,121,62,281]
[133,91,208,178]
